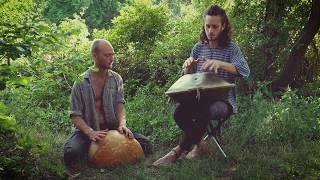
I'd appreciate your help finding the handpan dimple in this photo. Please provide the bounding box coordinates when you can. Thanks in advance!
[193,73,202,85]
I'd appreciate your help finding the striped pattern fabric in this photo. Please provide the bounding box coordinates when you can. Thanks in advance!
[190,42,250,113]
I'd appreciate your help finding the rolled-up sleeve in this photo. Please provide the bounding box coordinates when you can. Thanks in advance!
[190,43,199,59]
[117,76,126,104]
[69,83,83,118]
[190,43,201,73]
[230,45,250,78]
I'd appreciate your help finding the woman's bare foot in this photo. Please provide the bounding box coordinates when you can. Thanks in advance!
[186,140,208,160]
[152,146,182,167]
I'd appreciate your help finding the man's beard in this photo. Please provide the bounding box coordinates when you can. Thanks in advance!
[99,64,112,70]
[207,34,218,41]
[208,37,217,42]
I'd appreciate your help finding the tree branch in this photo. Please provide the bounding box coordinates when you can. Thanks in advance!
[271,0,320,92]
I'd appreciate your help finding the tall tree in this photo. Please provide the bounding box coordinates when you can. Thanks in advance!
[262,0,287,79]
[44,0,130,31]
[271,0,320,92]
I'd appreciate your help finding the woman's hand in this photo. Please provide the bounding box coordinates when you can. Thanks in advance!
[200,57,222,73]
[182,57,198,74]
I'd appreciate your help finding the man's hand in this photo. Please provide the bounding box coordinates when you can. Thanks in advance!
[87,129,108,142]
[118,125,134,139]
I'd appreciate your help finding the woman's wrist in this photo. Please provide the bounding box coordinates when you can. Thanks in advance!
[183,67,192,74]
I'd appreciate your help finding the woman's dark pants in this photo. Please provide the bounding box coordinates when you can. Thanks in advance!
[174,100,232,151]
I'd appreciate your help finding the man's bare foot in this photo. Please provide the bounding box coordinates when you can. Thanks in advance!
[152,146,182,167]
[186,140,208,160]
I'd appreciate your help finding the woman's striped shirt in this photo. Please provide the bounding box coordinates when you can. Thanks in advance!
[190,41,250,113]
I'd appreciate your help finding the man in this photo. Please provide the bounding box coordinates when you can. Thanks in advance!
[64,39,152,170]
[153,5,250,167]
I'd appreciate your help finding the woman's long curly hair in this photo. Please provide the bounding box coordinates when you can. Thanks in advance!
[200,5,232,48]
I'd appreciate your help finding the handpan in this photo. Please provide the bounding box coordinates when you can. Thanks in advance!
[165,72,235,103]
[88,130,144,169]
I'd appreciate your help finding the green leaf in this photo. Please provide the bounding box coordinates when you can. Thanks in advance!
[37,23,50,33]
[15,77,31,86]
[16,46,25,53]
[0,113,16,132]
[0,101,8,113]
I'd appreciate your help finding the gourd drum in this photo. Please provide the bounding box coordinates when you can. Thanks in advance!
[165,72,235,103]
[88,130,144,169]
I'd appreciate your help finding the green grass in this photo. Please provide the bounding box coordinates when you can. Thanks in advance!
[63,142,234,180]
[1,87,320,179]
[58,133,320,179]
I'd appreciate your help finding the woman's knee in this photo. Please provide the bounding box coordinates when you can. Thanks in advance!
[173,103,183,121]
[174,103,194,123]
[208,101,231,120]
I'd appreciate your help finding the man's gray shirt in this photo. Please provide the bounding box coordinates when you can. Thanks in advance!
[69,69,125,131]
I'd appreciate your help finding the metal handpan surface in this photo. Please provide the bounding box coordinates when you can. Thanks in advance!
[166,72,235,95]
[165,72,236,103]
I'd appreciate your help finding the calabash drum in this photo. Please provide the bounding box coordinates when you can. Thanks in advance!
[88,130,144,169]
[165,72,235,103]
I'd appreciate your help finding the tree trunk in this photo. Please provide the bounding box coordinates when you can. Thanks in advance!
[303,41,319,82]
[7,57,10,66]
[271,0,320,92]
[262,0,287,80]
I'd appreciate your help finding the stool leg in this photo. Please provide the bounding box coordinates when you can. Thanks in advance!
[204,134,209,140]
[210,136,227,158]
[206,120,227,158]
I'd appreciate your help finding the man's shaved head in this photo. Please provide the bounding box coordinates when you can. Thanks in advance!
[91,39,112,54]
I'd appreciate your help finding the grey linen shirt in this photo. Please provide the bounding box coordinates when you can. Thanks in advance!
[69,69,126,131]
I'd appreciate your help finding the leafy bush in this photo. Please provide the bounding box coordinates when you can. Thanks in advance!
[1,82,71,133]
[44,0,131,30]
[0,103,67,179]
[126,84,181,145]
[147,5,202,86]
[298,78,320,97]
[109,0,170,51]
[224,87,320,178]
[0,16,92,133]
[93,1,205,96]
[226,88,320,146]
[93,0,172,95]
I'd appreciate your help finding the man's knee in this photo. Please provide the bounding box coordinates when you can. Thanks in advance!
[64,142,85,166]
[63,133,90,166]
[133,133,153,156]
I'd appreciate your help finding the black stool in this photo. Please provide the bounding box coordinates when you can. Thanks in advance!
[203,119,227,158]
